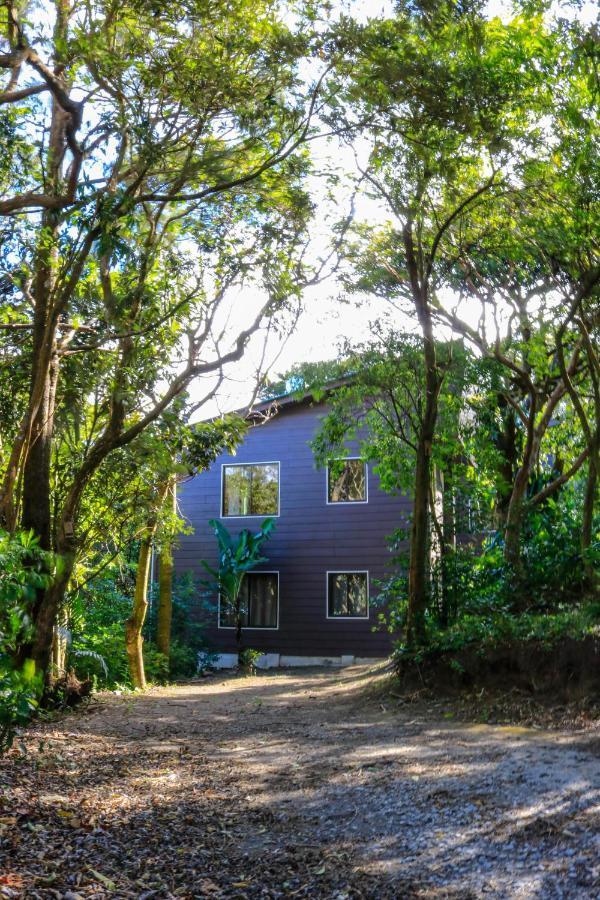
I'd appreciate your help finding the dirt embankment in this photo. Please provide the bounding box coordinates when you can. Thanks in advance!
[397,635,600,701]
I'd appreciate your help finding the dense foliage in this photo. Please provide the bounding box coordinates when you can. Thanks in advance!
[67,570,210,688]
[0,531,55,750]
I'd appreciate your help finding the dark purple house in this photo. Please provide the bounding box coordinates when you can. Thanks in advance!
[174,393,411,667]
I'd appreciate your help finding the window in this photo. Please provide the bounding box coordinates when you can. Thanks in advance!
[327,571,369,618]
[327,458,367,503]
[219,572,279,629]
[222,462,279,517]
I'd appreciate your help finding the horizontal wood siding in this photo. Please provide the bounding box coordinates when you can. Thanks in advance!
[174,399,411,657]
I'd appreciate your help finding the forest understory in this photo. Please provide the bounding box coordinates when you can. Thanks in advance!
[1,665,599,899]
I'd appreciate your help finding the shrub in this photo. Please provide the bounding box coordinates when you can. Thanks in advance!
[142,643,170,684]
[69,570,214,689]
[0,660,41,753]
[238,647,263,674]
[70,623,130,687]
[384,488,599,664]
[0,530,54,752]
[393,604,600,670]
[168,640,200,679]
[145,572,214,679]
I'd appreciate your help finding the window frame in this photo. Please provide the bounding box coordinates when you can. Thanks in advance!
[325,457,368,506]
[220,460,281,519]
[325,570,370,620]
[217,571,280,630]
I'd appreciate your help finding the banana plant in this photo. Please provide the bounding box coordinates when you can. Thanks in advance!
[201,518,276,658]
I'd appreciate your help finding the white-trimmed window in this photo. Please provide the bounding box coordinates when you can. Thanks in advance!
[327,458,367,504]
[218,572,279,629]
[327,571,369,619]
[222,462,279,517]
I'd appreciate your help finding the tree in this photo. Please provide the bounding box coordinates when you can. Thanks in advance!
[309,331,476,632]
[0,0,324,678]
[73,407,248,688]
[324,1,556,636]
[156,476,177,661]
[125,481,170,689]
[202,518,276,661]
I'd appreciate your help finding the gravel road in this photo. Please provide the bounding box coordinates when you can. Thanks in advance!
[1,665,599,898]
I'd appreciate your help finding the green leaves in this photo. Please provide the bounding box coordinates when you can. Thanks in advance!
[0,530,55,753]
[201,518,276,633]
[0,530,56,610]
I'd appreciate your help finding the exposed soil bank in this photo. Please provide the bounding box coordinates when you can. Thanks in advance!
[396,636,600,700]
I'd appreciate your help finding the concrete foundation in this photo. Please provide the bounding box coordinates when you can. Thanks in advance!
[206,652,381,670]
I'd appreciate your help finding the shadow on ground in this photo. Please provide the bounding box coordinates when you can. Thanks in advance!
[1,665,599,898]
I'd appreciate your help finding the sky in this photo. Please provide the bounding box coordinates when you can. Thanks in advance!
[194,0,599,419]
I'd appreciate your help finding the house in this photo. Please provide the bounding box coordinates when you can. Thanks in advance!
[173,390,412,667]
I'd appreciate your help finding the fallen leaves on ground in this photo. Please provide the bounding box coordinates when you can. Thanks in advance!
[1,668,598,899]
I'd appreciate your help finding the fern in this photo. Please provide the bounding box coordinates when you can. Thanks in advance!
[70,648,108,678]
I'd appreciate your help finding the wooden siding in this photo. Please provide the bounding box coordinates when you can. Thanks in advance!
[174,399,412,657]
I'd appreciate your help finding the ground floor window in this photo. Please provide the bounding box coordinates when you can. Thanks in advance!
[327,571,369,618]
[218,572,279,629]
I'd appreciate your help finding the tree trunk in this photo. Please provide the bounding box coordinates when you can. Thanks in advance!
[503,464,529,578]
[156,477,177,659]
[14,82,71,668]
[582,441,598,590]
[51,612,68,679]
[502,393,540,591]
[125,481,170,689]
[125,537,153,690]
[556,323,598,589]
[407,436,433,644]
[493,398,518,528]
[405,332,440,645]
[21,325,59,551]
[30,559,73,679]
[402,223,443,647]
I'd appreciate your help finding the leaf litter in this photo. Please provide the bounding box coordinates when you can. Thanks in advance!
[0,665,599,898]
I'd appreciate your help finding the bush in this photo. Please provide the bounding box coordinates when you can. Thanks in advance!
[70,623,130,687]
[70,626,178,689]
[383,488,600,664]
[145,572,213,679]
[0,530,54,752]
[144,573,209,652]
[394,603,600,667]
[0,660,41,753]
[168,640,200,679]
[69,572,211,687]
[238,647,263,674]
[142,643,170,684]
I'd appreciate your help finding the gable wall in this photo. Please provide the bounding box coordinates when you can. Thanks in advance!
[174,399,412,658]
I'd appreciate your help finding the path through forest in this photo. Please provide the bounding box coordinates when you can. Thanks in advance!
[1,665,600,898]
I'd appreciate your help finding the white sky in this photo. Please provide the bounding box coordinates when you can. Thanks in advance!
[193,0,598,418]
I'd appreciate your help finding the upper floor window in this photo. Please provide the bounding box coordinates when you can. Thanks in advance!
[219,572,279,629]
[327,571,369,618]
[327,458,367,504]
[222,462,279,517]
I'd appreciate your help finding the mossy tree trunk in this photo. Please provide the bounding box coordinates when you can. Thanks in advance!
[125,481,169,689]
[125,537,153,690]
[156,476,177,661]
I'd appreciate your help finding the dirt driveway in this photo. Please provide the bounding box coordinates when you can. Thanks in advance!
[1,665,600,898]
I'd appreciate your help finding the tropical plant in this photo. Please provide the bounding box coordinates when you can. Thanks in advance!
[0,531,55,751]
[202,518,276,659]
